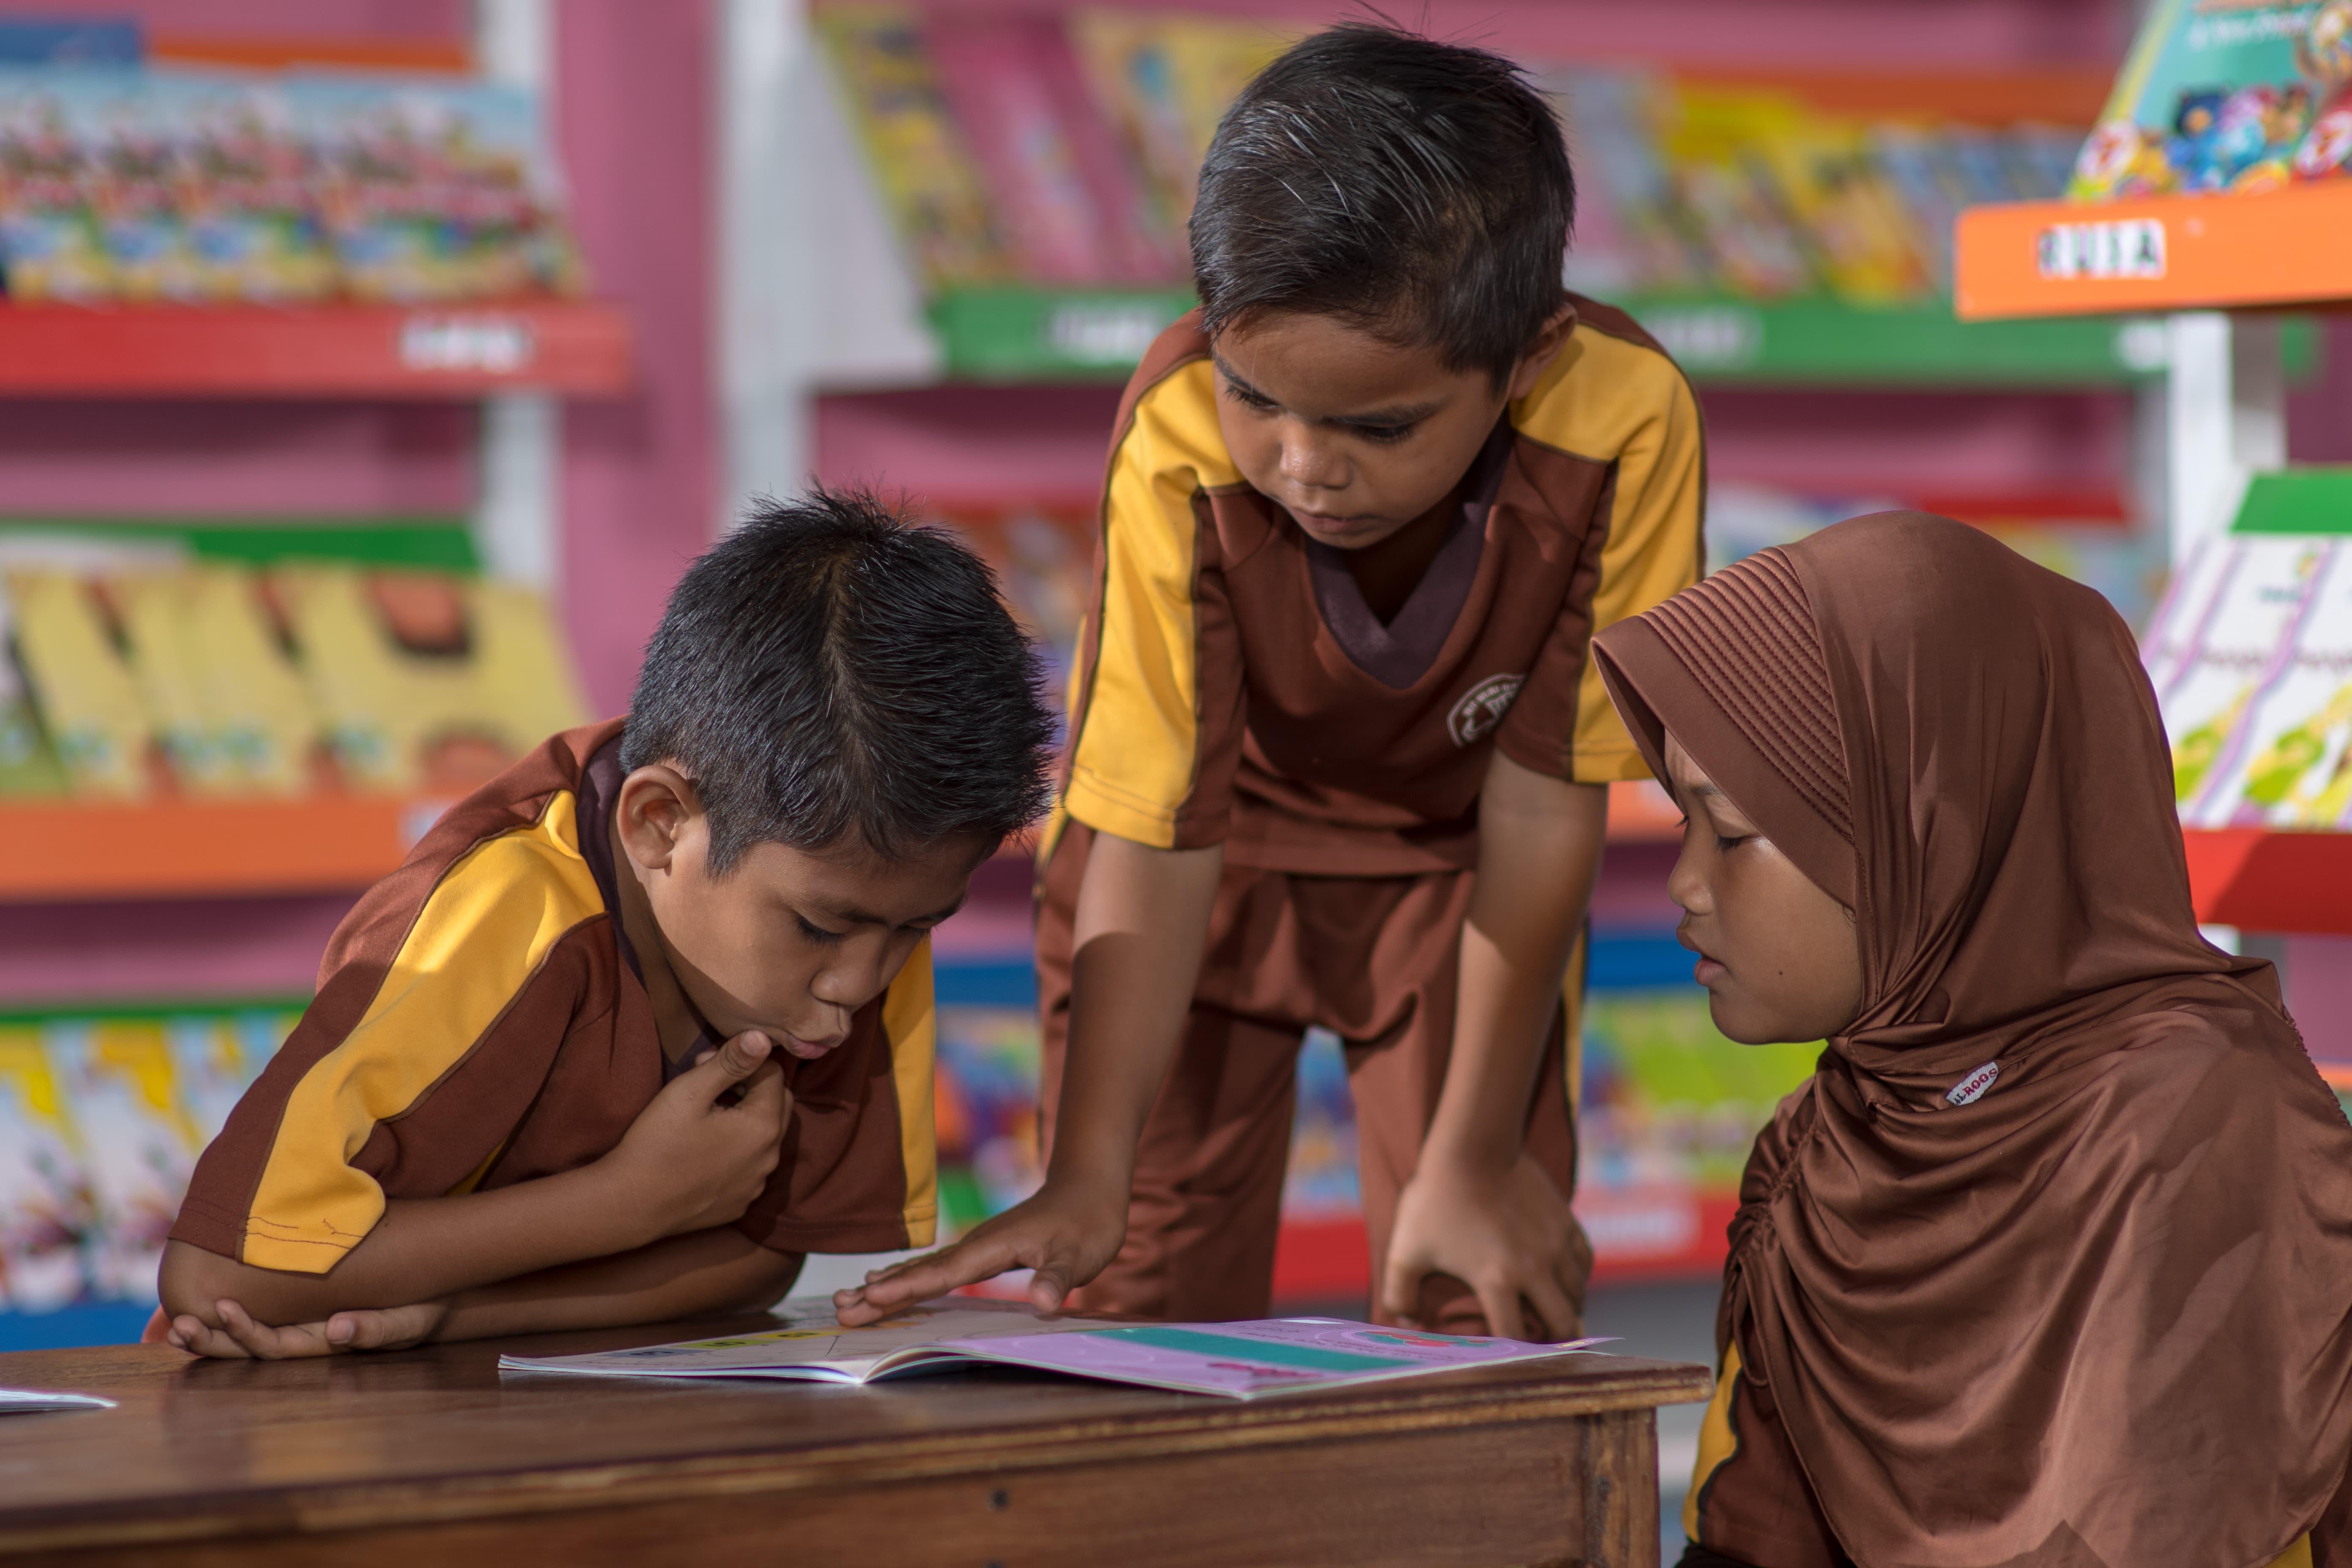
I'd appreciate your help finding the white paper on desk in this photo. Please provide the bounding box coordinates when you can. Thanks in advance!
[0,1387,113,1413]
[498,1296,1117,1383]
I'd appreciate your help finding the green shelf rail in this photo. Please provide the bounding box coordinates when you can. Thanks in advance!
[924,285,2317,388]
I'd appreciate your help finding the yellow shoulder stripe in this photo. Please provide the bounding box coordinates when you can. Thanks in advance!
[884,936,939,1247]
[1064,357,1241,849]
[1682,1341,1744,1544]
[242,792,604,1272]
[1513,322,1707,785]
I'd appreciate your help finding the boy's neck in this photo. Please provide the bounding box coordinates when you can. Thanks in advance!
[606,809,713,1066]
[1341,491,1459,626]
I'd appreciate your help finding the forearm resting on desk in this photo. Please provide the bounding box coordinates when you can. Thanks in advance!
[435,1228,803,1342]
[159,1161,679,1329]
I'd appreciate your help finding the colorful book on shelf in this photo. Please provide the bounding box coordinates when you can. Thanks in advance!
[0,63,585,306]
[2191,542,2352,830]
[2070,0,2352,200]
[500,1296,1605,1400]
[0,1024,93,1314]
[2162,535,2334,815]
[1068,10,1288,235]
[817,6,1012,292]
[928,16,1178,285]
[0,1004,283,1315]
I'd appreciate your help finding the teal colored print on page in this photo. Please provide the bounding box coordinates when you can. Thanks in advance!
[1099,1326,1412,1372]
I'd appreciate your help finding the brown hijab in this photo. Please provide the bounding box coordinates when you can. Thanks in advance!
[1593,512,2352,1568]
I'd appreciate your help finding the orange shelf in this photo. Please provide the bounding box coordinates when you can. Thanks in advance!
[0,795,433,902]
[0,301,633,398]
[1955,183,2352,321]
[2182,828,2352,936]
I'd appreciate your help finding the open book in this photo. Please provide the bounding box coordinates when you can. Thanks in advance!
[499,1296,1606,1401]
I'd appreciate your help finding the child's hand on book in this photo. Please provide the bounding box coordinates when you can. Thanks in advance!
[1380,1151,1590,1343]
[601,1031,795,1244]
[832,1181,1127,1326]
[163,1296,451,1360]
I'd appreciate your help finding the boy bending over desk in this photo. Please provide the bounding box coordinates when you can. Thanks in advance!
[842,23,1704,1341]
[155,492,1055,1359]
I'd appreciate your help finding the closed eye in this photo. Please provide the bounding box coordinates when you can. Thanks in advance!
[796,914,847,946]
[1344,420,1417,445]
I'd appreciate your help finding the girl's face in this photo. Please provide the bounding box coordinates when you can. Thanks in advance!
[1663,734,1865,1045]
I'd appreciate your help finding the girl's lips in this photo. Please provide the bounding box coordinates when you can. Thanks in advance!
[781,1034,843,1060]
[1693,956,1729,987]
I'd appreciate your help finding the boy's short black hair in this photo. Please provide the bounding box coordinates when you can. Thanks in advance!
[1190,21,1573,385]
[621,490,1055,870]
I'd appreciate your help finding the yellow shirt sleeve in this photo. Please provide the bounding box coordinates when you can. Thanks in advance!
[1061,358,1247,849]
[1509,321,1708,785]
[239,798,603,1272]
[881,937,939,1248]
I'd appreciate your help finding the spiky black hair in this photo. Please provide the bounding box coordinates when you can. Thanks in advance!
[621,489,1055,868]
[1190,21,1575,384]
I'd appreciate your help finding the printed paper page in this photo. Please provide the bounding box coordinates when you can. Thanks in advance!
[498,1296,1117,1380]
[926,1319,1604,1400]
[0,1387,112,1413]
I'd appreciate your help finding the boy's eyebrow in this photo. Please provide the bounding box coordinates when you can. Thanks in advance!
[1211,355,1446,427]
[812,892,967,929]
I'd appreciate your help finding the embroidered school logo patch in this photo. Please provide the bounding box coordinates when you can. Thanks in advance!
[1946,1061,2001,1106]
[1448,674,1527,747]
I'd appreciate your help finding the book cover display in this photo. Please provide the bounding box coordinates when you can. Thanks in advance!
[2155,535,2332,811]
[0,1004,286,1315]
[2071,0,2352,200]
[0,63,583,304]
[816,6,2086,307]
[2205,542,2352,826]
[0,531,590,803]
[2154,530,2352,828]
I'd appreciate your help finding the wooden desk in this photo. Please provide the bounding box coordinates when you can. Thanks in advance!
[0,1316,1710,1568]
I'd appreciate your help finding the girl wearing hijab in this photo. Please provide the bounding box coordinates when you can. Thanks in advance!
[1590,512,2352,1568]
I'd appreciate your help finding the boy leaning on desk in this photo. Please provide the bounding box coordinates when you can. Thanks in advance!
[152,493,1057,1358]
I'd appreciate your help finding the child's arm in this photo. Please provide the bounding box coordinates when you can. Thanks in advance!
[836,833,1222,1323]
[159,1033,792,1337]
[165,1228,805,1359]
[1381,754,1604,1340]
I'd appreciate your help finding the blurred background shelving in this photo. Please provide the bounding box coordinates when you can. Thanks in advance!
[1,6,2349,1552]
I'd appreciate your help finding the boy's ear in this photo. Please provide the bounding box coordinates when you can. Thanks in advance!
[1505,300,1580,402]
[614,765,704,874]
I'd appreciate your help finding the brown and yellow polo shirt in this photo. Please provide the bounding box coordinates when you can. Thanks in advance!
[170,719,937,1274]
[1059,299,1707,877]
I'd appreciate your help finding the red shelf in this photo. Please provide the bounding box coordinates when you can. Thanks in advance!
[2183,828,2352,936]
[0,795,435,902]
[0,302,633,398]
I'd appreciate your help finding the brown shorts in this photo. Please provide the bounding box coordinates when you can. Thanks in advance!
[1036,820,1583,1334]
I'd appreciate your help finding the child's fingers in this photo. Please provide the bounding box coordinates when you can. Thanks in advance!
[170,1313,251,1359]
[1378,1251,1426,1327]
[218,1299,305,1360]
[1523,1274,1580,1344]
[680,1031,774,1101]
[1473,1279,1528,1344]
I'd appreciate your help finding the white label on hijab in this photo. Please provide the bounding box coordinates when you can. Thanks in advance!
[1946,1062,2001,1106]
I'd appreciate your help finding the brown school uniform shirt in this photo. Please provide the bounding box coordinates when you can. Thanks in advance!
[1059,300,1707,876]
[170,719,938,1274]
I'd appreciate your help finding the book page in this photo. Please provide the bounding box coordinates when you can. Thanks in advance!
[924,1319,1606,1400]
[498,1296,1118,1381]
